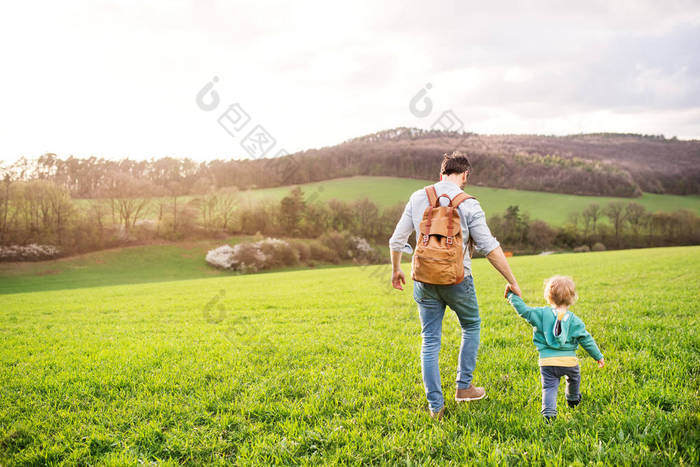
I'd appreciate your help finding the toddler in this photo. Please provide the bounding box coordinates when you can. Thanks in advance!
[505,276,604,421]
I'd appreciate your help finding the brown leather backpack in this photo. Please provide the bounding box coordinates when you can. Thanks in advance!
[411,185,475,285]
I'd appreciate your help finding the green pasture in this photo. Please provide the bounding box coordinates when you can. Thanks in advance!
[240,176,700,224]
[1,246,698,464]
[73,176,700,227]
[0,240,230,294]
[0,236,361,295]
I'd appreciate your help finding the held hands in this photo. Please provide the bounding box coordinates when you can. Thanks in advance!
[503,282,522,298]
[597,358,605,368]
[392,269,406,291]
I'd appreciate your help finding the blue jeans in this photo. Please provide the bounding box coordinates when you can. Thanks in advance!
[540,365,581,418]
[413,276,481,412]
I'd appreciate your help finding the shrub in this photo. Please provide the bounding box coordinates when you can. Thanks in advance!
[319,231,353,260]
[258,238,299,267]
[527,220,557,251]
[205,245,237,269]
[349,235,381,263]
[573,245,591,253]
[287,239,311,262]
[206,238,299,272]
[308,241,340,263]
[0,244,61,262]
[318,231,379,262]
[592,242,606,251]
[206,234,381,273]
[230,242,268,272]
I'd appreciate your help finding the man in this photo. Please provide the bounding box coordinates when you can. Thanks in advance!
[389,151,522,420]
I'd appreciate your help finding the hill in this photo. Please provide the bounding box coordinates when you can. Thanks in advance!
[17,128,700,201]
[212,128,700,197]
[342,128,700,194]
[1,246,698,464]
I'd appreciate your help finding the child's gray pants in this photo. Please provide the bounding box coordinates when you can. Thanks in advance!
[540,365,581,417]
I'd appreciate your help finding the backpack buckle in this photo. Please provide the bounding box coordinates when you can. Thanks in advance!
[423,234,429,245]
[446,236,454,246]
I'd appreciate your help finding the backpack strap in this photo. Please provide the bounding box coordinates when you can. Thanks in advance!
[422,209,430,245]
[451,192,477,256]
[451,192,475,207]
[425,185,439,207]
[421,186,439,245]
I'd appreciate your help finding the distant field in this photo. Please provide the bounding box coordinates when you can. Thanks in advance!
[0,241,229,294]
[74,176,700,226]
[238,176,700,225]
[0,236,366,295]
[1,246,698,464]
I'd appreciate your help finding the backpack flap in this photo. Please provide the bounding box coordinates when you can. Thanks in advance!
[419,207,457,243]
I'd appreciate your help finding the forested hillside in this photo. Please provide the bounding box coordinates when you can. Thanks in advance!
[4,129,699,200]
[257,128,699,196]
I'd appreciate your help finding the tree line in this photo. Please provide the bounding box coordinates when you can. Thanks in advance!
[8,127,693,203]
[488,203,699,253]
[0,178,697,260]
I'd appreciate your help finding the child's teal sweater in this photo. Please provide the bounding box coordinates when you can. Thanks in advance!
[506,291,603,362]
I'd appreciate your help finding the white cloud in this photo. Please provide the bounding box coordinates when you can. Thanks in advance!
[0,0,698,164]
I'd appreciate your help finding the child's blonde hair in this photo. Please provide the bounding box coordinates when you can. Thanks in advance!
[544,275,577,307]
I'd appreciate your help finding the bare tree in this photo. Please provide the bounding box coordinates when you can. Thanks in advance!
[604,201,627,247]
[46,183,73,245]
[109,173,153,236]
[0,165,13,244]
[200,193,219,232]
[582,203,601,237]
[567,211,580,230]
[624,202,646,236]
[199,187,239,232]
[88,199,108,243]
[216,191,238,232]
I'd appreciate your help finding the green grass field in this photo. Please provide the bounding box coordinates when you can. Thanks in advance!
[0,236,367,295]
[1,246,698,464]
[239,176,700,225]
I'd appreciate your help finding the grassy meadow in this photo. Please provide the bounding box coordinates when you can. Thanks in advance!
[0,238,391,295]
[1,246,698,464]
[238,176,700,225]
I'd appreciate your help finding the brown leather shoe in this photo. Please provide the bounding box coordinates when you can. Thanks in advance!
[455,384,486,402]
[430,406,445,420]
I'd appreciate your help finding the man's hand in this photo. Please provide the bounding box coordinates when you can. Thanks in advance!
[504,282,522,298]
[392,269,406,290]
[597,358,605,368]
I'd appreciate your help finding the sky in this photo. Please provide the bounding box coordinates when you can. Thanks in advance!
[1,0,699,163]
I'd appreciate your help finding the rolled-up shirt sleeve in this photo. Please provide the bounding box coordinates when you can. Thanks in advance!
[389,198,414,252]
[464,200,500,256]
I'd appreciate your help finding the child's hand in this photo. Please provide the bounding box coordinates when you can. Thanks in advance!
[597,358,605,368]
[504,283,522,298]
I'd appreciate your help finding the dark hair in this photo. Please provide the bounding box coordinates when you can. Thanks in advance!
[440,151,471,175]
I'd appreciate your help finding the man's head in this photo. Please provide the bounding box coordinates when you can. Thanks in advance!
[439,151,471,189]
[543,275,577,307]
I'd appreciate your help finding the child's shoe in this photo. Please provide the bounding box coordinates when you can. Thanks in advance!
[567,394,582,408]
